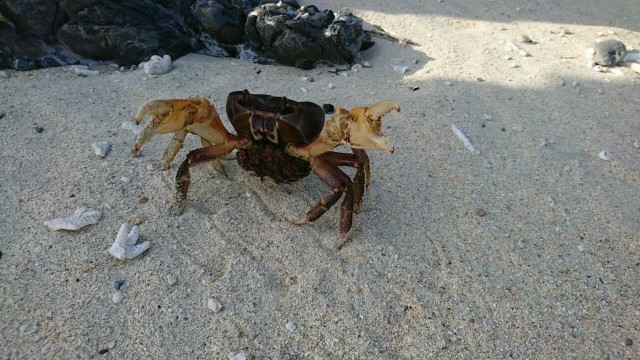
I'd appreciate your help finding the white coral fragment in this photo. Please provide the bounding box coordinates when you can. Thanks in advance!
[44,207,102,230]
[139,55,172,75]
[109,222,150,260]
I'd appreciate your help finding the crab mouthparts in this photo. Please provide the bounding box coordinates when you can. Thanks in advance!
[250,114,278,143]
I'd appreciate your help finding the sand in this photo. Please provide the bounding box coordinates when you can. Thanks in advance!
[1,0,639,358]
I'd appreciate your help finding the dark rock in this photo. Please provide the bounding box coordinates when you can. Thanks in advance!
[35,126,44,133]
[56,1,195,66]
[245,2,369,69]
[0,0,371,70]
[593,39,627,66]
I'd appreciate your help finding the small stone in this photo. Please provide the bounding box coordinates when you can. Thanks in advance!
[114,279,125,290]
[146,164,154,170]
[444,81,452,86]
[483,114,494,121]
[578,244,586,252]
[120,176,131,184]
[138,196,149,204]
[166,274,177,286]
[593,39,627,66]
[35,126,44,133]
[0,113,5,119]
[132,216,144,225]
[322,104,335,113]
[112,290,124,304]
[300,87,307,93]
[518,34,533,43]
[633,140,639,149]
[103,203,113,211]
[207,297,222,312]
[286,320,296,332]
[572,80,580,87]
[598,150,611,161]
[625,338,633,346]
[475,208,487,217]
[361,60,371,68]
[140,55,172,75]
[285,276,297,286]
[92,141,111,158]
[476,77,485,82]
[302,76,314,82]
[351,64,363,73]
[412,58,419,64]
[509,63,519,68]
[328,82,335,89]
[409,86,420,91]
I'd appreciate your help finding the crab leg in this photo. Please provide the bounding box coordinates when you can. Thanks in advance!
[175,136,251,213]
[319,150,370,212]
[161,129,188,170]
[294,158,354,242]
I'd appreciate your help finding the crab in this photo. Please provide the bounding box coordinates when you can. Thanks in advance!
[133,90,400,245]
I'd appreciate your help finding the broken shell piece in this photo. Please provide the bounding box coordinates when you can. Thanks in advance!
[505,40,530,57]
[92,141,111,158]
[598,150,611,160]
[108,222,150,260]
[451,125,478,153]
[139,55,172,75]
[44,207,102,231]
[122,121,143,135]
[72,65,99,76]
[393,65,408,74]
[592,39,627,66]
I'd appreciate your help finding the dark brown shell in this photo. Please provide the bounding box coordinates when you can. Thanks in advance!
[226,90,325,145]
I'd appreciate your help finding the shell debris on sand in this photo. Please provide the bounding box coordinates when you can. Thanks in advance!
[451,125,478,153]
[207,298,223,312]
[122,121,143,135]
[598,150,612,160]
[139,55,172,75]
[112,290,124,304]
[92,141,111,157]
[108,222,150,260]
[44,207,102,231]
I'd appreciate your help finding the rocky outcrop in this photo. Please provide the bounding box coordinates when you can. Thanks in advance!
[0,0,372,71]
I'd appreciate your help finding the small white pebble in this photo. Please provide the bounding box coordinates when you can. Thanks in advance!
[351,64,363,73]
[120,176,131,184]
[504,55,513,60]
[229,353,246,360]
[572,80,580,87]
[112,290,124,304]
[166,274,177,286]
[286,320,296,332]
[328,82,335,89]
[483,114,494,121]
[92,141,111,158]
[444,81,452,86]
[361,60,371,68]
[146,164,154,170]
[578,244,586,252]
[633,140,640,149]
[207,297,223,313]
[598,150,611,160]
[393,64,408,75]
[509,62,519,68]
[300,87,307,93]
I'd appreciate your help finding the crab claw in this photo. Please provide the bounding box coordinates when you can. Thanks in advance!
[345,100,400,153]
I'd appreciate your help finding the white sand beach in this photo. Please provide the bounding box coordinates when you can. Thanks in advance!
[1,0,639,358]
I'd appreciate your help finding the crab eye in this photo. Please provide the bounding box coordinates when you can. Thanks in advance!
[264,118,276,133]
[252,115,264,130]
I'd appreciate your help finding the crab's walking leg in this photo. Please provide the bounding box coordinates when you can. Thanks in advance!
[319,151,370,212]
[294,159,354,241]
[200,138,227,177]
[161,130,188,170]
[175,136,250,214]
